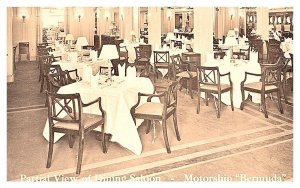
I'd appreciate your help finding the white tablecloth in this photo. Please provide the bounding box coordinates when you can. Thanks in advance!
[52,59,106,79]
[43,77,158,155]
[202,59,261,108]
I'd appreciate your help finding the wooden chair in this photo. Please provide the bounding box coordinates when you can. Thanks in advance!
[281,55,293,104]
[130,81,181,153]
[153,51,170,81]
[134,44,152,66]
[240,59,284,118]
[232,51,246,59]
[265,41,283,64]
[170,54,197,99]
[213,51,226,59]
[125,62,151,78]
[249,39,263,63]
[196,66,234,118]
[40,55,55,93]
[45,91,106,174]
[47,70,77,93]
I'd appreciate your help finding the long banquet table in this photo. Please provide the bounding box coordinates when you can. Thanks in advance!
[43,76,158,155]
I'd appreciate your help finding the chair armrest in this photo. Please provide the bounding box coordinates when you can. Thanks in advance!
[82,97,101,107]
[67,69,79,78]
[220,72,232,85]
[241,72,262,85]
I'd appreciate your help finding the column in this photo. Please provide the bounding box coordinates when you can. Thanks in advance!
[123,7,133,42]
[133,7,139,39]
[7,7,14,82]
[148,7,161,49]
[256,7,269,40]
[256,7,269,55]
[193,7,214,63]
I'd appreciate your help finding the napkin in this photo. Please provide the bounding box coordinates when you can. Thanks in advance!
[223,55,230,64]
[118,64,126,78]
[182,43,187,51]
[82,65,92,83]
[90,72,99,88]
[69,52,78,63]
[126,66,137,78]
[90,50,98,62]
[249,51,258,63]
[225,49,232,59]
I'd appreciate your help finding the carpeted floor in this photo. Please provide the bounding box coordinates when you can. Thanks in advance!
[7,61,293,182]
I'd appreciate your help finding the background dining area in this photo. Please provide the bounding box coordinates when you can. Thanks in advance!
[6,4,294,183]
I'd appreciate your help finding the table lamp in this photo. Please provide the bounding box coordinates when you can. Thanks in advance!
[65,34,74,50]
[130,30,136,43]
[76,37,88,52]
[58,32,66,42]
[166,32,175,48]
[65,34,74,45]
[99,44,119,82]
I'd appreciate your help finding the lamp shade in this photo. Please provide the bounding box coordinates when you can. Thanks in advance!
[76,37,88,46]
[166,32,175,41]
[58,32,66,38]
[65,34,74,41]
[99,44,119,60]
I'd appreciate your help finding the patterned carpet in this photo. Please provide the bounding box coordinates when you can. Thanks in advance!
[7,61,293,182]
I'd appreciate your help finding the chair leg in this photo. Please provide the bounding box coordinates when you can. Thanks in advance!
[240,87,245,110]
[76,136,84,174]
[68,134,76,148]
[46,130,54,169]
[217,93,221,118]
[161,119,171,153]
[40,76,45,93]
[173,111,181,141]
[145,120,151,134]
[277,89,284,114]
[205,92,208,106]
[101,124,107,153]
[230,88,234,111]
[197,90,200,114]
[261,94,268,118]
[188,79,193,99]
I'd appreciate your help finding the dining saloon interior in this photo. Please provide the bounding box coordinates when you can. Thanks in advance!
[6,6,293,182]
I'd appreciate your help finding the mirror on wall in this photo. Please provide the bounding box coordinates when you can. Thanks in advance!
[174,7,194,33]
[139,7,148,43]
[41,7,65,43]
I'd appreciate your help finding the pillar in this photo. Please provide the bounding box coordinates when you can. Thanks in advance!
[193,7,214,63]
[148,7,161,49]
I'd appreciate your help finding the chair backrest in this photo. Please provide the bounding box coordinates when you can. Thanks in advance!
[165,81,179,110]
[135,44,152,60]
[266,41,283,64]
[249,39,263,62]
[232,51,246,59]
[197,66,221,87]
[214,51,226,59]
[125,63,150,78]
[139,44,152,58]
[260,59,283,88]
[153,51,170,64]
[48,70,75,93]
[46,91,82,126]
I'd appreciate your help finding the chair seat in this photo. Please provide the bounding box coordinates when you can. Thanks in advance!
[135,102,176,119]
[137,57,149,62]
[176,71,197,78]
[155,63,169,68]
[54,113,104,130]
[200,83,231,92]
[244,82,278,92]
